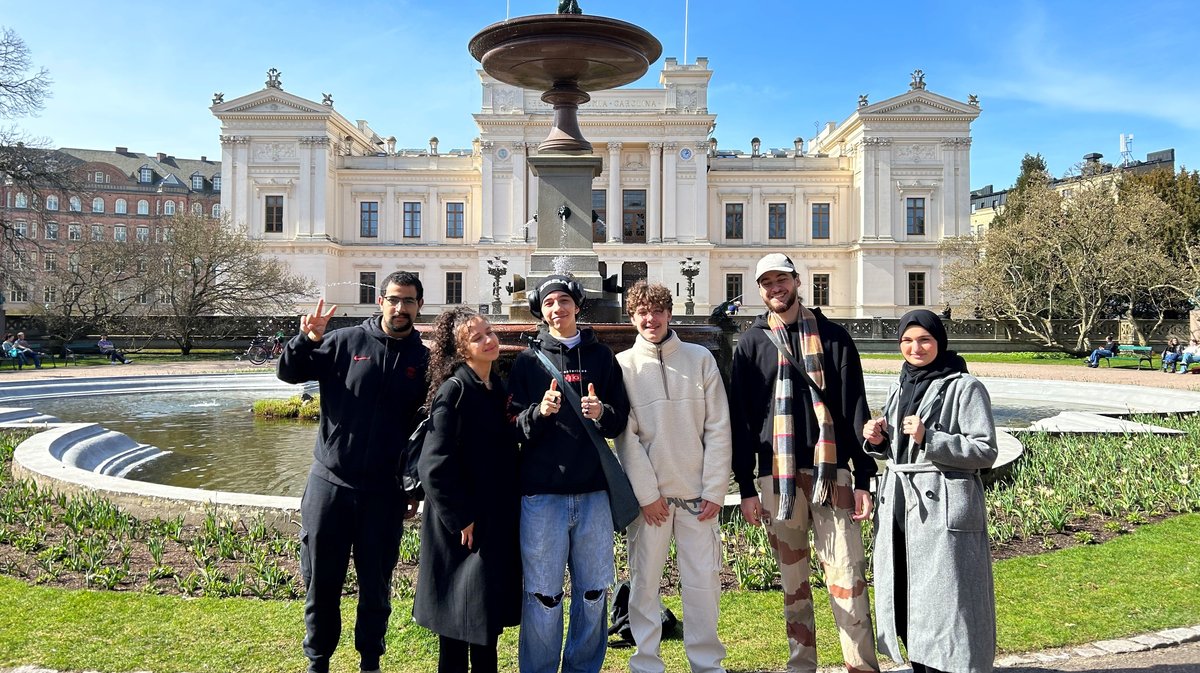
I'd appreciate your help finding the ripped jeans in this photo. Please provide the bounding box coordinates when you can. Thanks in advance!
[519,491,614,673]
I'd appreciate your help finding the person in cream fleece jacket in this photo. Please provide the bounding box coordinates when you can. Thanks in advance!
[615,281,733,673]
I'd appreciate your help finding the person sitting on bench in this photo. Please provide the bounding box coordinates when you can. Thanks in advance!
[97,335,132,364]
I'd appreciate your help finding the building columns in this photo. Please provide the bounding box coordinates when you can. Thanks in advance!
[648,142,662,244]
[607,142,622,243]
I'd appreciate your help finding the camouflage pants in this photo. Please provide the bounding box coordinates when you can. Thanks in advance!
[758,470,878,673]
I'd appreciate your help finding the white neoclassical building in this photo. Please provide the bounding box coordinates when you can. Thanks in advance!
[212,63,979,318]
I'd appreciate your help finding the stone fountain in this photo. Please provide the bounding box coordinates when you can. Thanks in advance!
[470,7,662,323]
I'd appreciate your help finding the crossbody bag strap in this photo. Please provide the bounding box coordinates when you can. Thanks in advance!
[530,346,608,449]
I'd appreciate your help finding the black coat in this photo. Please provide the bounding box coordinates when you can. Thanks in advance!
[729,308,877,497]
[413,364,521,644]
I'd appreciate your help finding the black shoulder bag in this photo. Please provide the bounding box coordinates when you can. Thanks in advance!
[401,378,464,501]
[529,344,640,532]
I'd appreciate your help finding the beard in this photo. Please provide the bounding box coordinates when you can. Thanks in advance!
[388,313,413,333]
[767,292,796,314]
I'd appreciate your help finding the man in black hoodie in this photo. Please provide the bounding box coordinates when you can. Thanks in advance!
[730,254,879,673]
[278,271,429,673]
[509,275,631,673]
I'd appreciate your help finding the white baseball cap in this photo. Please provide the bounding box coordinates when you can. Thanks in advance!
[755,253,797,282]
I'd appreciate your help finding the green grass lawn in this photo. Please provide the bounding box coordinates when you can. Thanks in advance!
[1,514,1196,673]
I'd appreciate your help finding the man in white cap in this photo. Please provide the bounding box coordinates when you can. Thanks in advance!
[729,253,879,673]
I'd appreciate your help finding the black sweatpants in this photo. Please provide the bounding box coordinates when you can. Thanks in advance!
[300,472,405,672]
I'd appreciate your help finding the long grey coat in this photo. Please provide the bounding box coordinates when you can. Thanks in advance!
[866,372,998,673]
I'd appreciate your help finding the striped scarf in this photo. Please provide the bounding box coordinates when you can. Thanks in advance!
[768,308,839,520]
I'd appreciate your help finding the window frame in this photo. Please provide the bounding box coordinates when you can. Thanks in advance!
[445,202,465,239]
[812,273,830,306]
[907,271,927,306]
[445,271,463,305]
[359,201,379,238]
[359,272,377,304]
[403,201,422,238]
[811,202,831,240]
[768,202,787,240]
[264,195,284,233]
[906,197,926,236]
[724,202,744,240]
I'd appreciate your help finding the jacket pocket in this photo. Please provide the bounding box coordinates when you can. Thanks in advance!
[943,471,986,532]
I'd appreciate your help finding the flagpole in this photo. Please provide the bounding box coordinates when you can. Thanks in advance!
[683,0,689,64]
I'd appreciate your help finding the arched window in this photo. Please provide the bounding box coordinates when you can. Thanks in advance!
[46,195,59,211]
[137,200,149,215]
[164,200,176,215]
[14,193,28,208]
[115,199,127,214]
[69,197,82,212]
[211,203,221,218]
[92,197,104,213]
[191,202,203,215]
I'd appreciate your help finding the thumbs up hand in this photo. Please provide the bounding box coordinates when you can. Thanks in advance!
[581,382,603,420]
[539,378,562,416]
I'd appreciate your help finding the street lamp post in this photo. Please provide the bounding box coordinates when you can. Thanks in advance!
[486,256,508,316]
[680,256,701,316]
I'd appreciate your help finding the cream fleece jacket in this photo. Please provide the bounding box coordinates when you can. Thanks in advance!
[615,331,733,506]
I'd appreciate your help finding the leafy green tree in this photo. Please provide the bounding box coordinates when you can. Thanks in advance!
[989,153,1049,229]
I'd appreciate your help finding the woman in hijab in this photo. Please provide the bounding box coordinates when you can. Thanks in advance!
[862,310,998,673]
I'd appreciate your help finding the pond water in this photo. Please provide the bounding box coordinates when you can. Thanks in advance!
[27,379,1095,496]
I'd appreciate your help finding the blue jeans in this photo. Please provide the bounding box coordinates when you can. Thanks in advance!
[519,491,614,673]
[1087,348,1113,366]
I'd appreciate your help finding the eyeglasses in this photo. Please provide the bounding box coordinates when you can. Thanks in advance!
[382,296,420,307]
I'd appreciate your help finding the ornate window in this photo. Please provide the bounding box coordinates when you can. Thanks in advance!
[265,196,283,233]
[906,197,926,236]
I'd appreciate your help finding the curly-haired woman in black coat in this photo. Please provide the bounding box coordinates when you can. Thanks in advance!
[414,307,521,673]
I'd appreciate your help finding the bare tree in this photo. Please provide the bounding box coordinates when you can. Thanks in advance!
[942,180,1187,352]
[150,212,314,354]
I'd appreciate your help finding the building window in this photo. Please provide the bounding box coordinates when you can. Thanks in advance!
[213,175,221,192]
[360,201,379,237]
[768,203,787,239]
[137,199,149,215]
[137,258,147,274]
[90,224,103,241]
[164,200,176,216]
[139,167,153,183]
[138,291,150,305]
[68,224,81,241]
[115,198,127,214]
[14,193,27,208]
[446,272,463,304]
[43,252,56,272]
[8,283,28,303]
[68,253,79,273]
[446,202,464,238]
[114,225,126,242]
[812,203,831,239]
[162,227,174,242]
[592,189,606,242]
[136,226,149,242]
[359,272,377,304]
[191,174,204,190]
[94,171,105,183]
[211,204,221,218]
[92,197,104,213]
[265,195,283,233]
[45,222,58,240]
[403,202,421,238]
[725,203,744,239]
[14,221,26,237]
[908,272,926,306]
[43,285,57,304]
[191,202,202,216]
[69,196,82,212]
[46,195,59,211]
[10,250,26,271]
[726,273,743,302]
[906,197,926,235]
[812,273,830,306]
[622,189,647,243]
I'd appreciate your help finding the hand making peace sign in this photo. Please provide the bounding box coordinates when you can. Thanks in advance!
[301,299,339,342]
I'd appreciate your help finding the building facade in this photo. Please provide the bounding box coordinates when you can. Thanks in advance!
[213,63,979,318]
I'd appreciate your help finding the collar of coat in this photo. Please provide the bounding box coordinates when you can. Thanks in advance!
[886,370,967,420]
[631,330,679,358]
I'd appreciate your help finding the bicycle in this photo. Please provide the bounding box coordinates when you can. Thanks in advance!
[238,336,284,365]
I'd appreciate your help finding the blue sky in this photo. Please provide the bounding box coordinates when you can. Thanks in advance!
[4,0,1197,190]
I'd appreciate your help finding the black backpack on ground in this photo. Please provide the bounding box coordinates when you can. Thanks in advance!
[607,580,680,648]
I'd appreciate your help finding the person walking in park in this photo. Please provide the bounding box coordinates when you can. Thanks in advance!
[729,253,879,673]
[508,274,634,673]
[277,270,429,673]
[615,281,732,673]
[863,309,998,673]
[414,307,521,673]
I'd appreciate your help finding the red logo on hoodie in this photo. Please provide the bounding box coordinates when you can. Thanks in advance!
[406,366,417,379]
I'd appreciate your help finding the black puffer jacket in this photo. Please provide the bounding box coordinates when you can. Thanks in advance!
[729,308,877,497]
[277,316,429,490]
[509,326,630,495]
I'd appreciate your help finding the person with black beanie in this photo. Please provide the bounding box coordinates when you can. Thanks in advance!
[862,309,998,673]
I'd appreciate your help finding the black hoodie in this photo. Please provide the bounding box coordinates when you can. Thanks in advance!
[277,316,429,491]
[509,326,630,496]
[729,308,877,497]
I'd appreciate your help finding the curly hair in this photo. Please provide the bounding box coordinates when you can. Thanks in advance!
[624,280,673,316]
[424,306,481,408]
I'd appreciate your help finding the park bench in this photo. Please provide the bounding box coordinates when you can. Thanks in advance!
[1101,345,1155,370]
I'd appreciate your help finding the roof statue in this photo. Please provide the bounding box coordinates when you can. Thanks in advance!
[212,92,224,105]
[265,68,282,90]
[557,0,581,14]
[910,69,926,90]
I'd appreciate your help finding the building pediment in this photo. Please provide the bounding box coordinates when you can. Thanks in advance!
[213,90,329,116]
[861,91,978,117]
